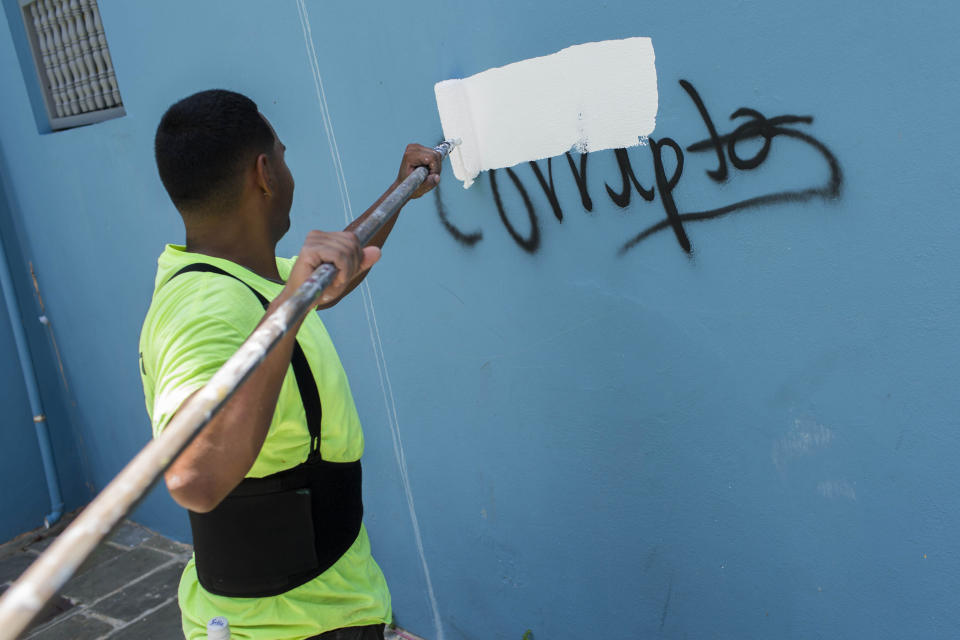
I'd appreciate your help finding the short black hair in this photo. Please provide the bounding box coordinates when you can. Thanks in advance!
[154,89,275,212]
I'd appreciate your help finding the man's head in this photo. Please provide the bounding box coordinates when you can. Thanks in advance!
[154,89,294,239]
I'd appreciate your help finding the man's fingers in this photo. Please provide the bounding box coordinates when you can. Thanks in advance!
[333,235,362,288]
[411,174,439,198]
[305,233,360,295]
[411,149,442,197]
[323,243,375,303]
[360,246,381,271]
[404,147,441,175]
[396,144,444,198]
[419,173,441,196]
[418,149,441,177]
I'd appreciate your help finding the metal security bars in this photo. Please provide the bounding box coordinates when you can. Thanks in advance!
[19,0,124,131]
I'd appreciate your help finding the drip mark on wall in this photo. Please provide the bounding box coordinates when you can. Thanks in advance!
[660,577,673,630]
[433,181,482,247]
[294,3,443,639]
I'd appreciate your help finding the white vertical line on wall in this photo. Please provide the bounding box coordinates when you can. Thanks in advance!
[294,3,445,639]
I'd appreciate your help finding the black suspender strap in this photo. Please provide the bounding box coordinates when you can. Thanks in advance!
[168,263,323,461]
[163,262,363,597]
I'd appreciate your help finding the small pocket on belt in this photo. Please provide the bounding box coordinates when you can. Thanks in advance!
[190,486,319,597]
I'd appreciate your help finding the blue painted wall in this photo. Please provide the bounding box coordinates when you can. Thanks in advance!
[2,1,959,638]
[0,156,90,541]
[0,224,52,542]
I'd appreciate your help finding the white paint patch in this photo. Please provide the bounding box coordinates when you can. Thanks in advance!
[817,479,857,501]
[772,418,834,470]
[435,37,658,188]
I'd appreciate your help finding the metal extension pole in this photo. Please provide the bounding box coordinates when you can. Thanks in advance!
[0,140,458,640]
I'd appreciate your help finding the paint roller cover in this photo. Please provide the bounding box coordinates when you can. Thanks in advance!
[434,37,658,188]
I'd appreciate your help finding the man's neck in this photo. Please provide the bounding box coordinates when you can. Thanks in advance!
[185,226,281,282]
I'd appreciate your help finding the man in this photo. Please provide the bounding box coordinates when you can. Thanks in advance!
[139,89,440,640]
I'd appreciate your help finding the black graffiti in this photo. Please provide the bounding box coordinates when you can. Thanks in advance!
[648,137,688,253]
[528,157,563,221]
[605,147,654,208]
[433,180,482,247]
[680,79,727,182]
[435,79,843,255]
[565,152,593,212]
[490,167,539,253]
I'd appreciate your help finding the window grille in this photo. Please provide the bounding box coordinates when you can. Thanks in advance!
[19,0,124,131]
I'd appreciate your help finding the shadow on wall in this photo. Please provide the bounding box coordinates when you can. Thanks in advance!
[2,1,53,134]
[0,141,93,541]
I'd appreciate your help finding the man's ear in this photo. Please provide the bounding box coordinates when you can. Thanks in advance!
[254,152,272,197]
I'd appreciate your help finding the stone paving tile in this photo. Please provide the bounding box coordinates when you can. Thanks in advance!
[93,561,185,622]
[107,522,154,549]
[74,542,126,577]
[25,535,134,581]
[26,593,78,632]
[106,599,183,640]
[3,516,191,639]
[25,535,61,555]
[0,585,77,636]
[27,612,115,640]
[25,534,55,553]
[141,535,192,558]
[385,628,427,640]
[62,546,170,604]
[0,511,80,558]
[0,551,35,584]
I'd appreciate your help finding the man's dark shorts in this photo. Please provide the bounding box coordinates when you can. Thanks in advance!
[309,623,386,640]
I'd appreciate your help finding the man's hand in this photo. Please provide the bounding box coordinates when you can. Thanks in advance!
[397,143,442,198]
[277,231,381,310]
[283,142,441,311]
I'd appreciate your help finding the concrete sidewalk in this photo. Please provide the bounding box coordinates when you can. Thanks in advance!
[0,513,425,640]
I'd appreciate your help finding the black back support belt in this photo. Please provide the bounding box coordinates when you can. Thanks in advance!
[166,263,363,598]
